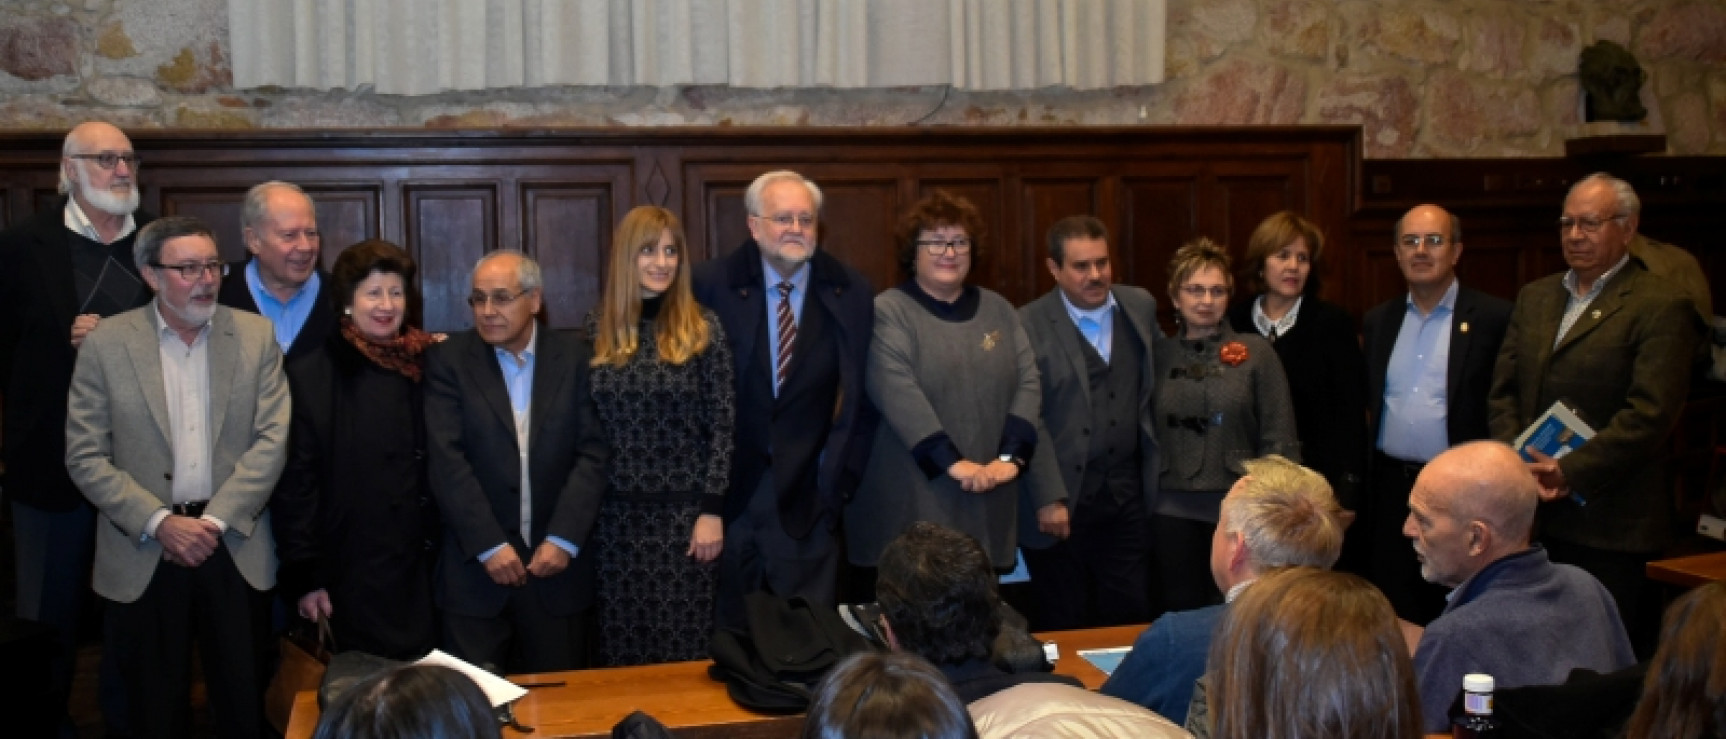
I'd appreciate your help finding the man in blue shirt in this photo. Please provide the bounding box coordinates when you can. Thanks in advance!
[1100,455,1345,724]
[425,251,610,671]
[217,180,336,361]
[1363,204,1511,624]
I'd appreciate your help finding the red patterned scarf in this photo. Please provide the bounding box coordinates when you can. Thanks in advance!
[340,317,435,382]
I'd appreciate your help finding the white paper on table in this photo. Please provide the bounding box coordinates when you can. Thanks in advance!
[414,649,529,707]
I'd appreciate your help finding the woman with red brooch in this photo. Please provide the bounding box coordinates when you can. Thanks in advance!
[1150,238,1299,614]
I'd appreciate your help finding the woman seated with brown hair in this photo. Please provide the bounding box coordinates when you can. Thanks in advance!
[1202,567,1422,739]
[803,651,977,739]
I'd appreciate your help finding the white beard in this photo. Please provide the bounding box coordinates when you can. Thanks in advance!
[79,178,140,217]
[162,296,216,329]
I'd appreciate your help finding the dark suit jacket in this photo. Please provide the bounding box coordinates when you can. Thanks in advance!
[1017,286,1162,548]
[1488,260,1701,552]
[424,326,611,618]
[217,261,337,364]
[692,240,876,539]
[1227,297,1367,509]
[1364,284,1513,455]
[0,201,155,511]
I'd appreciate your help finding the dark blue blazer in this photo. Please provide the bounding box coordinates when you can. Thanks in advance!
[692,240,876,539]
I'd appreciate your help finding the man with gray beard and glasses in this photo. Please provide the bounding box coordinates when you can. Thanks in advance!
[0,121,155,737]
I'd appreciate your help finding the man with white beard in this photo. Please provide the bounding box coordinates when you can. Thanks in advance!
[0,120,154,736]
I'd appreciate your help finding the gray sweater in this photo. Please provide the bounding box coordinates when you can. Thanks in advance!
[1151,325,1298,521]
[846,285,1065,568]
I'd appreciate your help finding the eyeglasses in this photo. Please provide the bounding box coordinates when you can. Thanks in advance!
[466,289,531,308]
[1180,285,1229,299]
[918,238,972,255]
[69,152,140,170]
[755,213,817,230]
[150,261,225,280]
[1397,234,1451,249]
[1556,214,1626,234]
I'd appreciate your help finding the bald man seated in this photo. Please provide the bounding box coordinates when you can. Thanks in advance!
[1404,441,1634,733]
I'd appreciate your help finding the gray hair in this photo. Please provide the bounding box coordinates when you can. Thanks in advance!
[134,216,216,273]
[1222,455,1346,572]
[471,249,543,292]
[1571,172,1641,217]
[241,181,312,231]
[744,170,823,216]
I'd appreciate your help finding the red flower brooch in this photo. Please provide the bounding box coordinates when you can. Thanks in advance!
[1219,341,1249,366]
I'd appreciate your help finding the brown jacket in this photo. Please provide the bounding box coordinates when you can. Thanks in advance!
[1488,259,1701,552]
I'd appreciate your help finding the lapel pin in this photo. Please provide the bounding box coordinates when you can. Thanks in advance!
[1592,309,1601,319]
[981,331,1000,351]
[1460,322,1469,334]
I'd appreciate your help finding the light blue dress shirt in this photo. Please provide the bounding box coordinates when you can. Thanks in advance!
[1378,279,1458,462]
[1060,290,1118,363]
[761,257,811,396]
[245,260,321,353]
[479,325,577,562]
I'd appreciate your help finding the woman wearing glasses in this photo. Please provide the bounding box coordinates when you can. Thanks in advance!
[585,205,734,666]
[273,239,441,659]
[1225,211,1367,543]
[1153,239,1298,613]
[846,190,1065,577]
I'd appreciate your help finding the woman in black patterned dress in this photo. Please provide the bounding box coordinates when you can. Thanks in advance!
[586,205,735,665]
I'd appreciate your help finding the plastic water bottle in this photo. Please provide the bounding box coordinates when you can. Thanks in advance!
[1452,673,1500,737]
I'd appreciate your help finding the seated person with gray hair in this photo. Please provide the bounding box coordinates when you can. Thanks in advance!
[1406,441,1634,733]
[1101,455,1345,725]
[876,521,1187,738]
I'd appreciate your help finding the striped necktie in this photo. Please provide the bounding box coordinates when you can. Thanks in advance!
[776,281,796,390]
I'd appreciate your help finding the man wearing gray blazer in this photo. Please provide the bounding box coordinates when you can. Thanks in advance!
[66,216,289,739]
[1018,216,1162,629]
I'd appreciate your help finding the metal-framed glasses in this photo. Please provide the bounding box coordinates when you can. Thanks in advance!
[918,238,972,255]
[1179,285,1229,299]
[69,152,140,170]
[755,213,816,230]
[467,289,531,308]
[150,261,225,280]
[1556,214,1626,234]
[1397,233,1450,250]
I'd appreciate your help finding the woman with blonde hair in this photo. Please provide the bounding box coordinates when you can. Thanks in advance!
[1151,238,1298,613]
[1204,567,1422,739]
[586,205,735,665]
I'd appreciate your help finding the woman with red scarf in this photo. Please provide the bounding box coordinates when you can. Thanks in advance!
[273,239,441,658]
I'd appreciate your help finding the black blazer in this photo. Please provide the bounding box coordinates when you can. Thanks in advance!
[1228,297,1367,509]
[424,327,611,617]
[0,201,154,510]
[217,261,338,363]
[692,240,877,539]
[1364,284,1513,456]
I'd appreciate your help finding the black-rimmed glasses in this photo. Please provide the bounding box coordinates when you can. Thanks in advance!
[150,261,225,280]
[69,152,140,170]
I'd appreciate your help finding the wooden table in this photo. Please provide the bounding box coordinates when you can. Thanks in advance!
[1646,550,1726,588]
[285,624,1149,739]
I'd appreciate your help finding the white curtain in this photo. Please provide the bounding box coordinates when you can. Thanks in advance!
[228,0,1165,94]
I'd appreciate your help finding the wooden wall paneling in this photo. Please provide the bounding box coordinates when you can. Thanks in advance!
[1118,172,1202,315]
[808,177,902,294]
[157,188,251,262]
[405,184,498,332]
[1019,177,1101,298]
[522,181,615,328]
[303,186,383,269]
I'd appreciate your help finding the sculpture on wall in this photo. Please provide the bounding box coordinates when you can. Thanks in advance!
[1579,41,1647,122]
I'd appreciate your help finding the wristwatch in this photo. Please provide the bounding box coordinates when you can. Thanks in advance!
[997,453,1026,470]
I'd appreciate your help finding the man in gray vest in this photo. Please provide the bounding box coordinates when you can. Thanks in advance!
[1018,216,1161,628]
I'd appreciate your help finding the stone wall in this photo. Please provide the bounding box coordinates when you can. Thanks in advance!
[1,0,1721,158]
